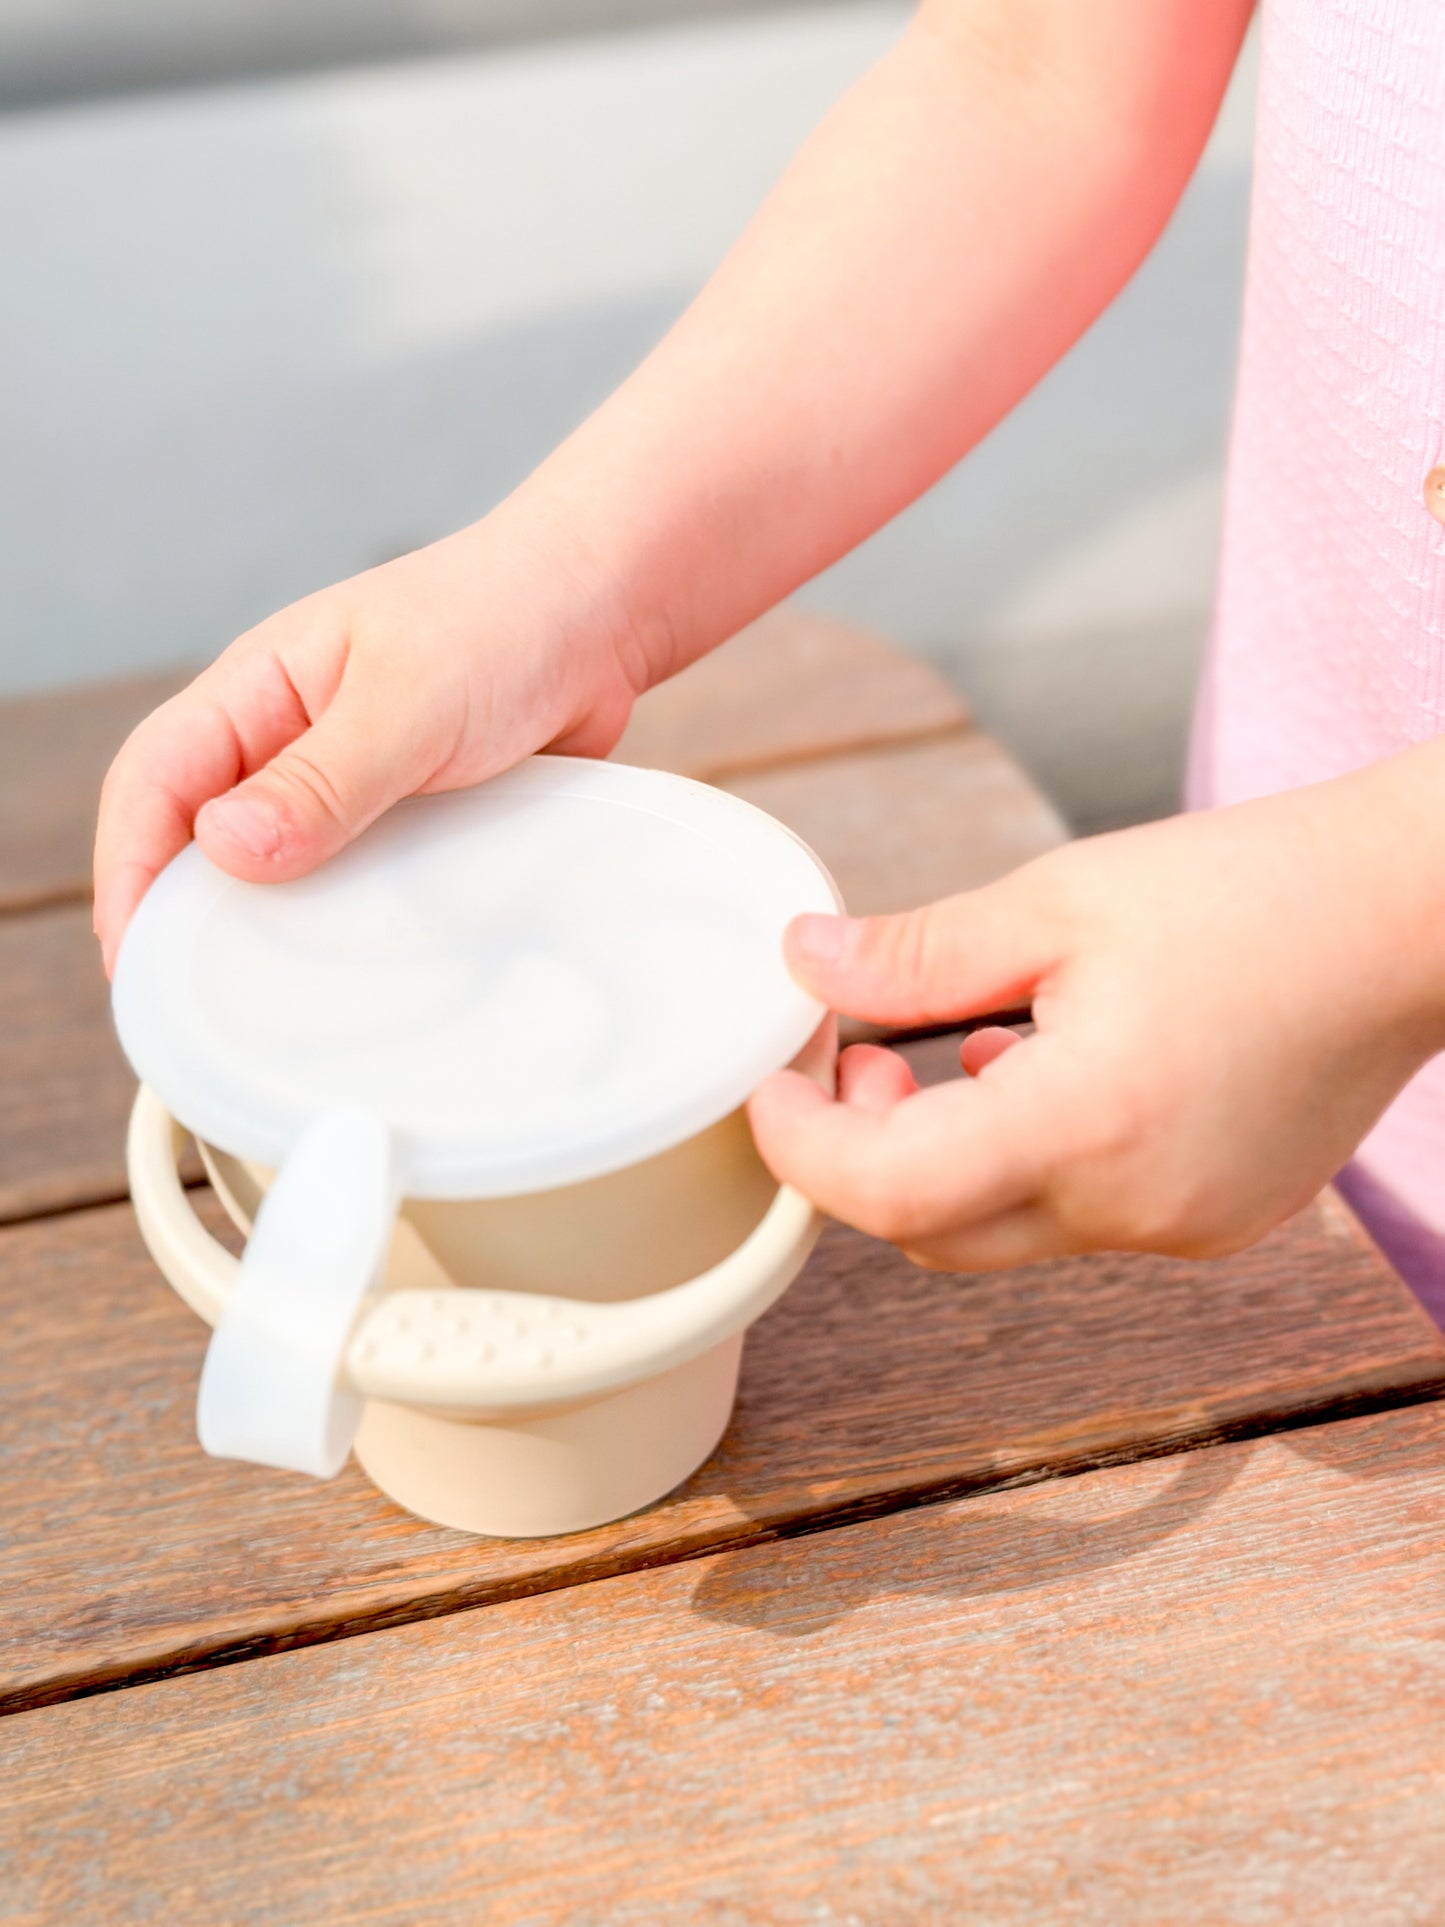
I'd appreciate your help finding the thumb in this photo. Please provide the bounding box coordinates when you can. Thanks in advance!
[783,886,1056,1029]
[195,686,429,882]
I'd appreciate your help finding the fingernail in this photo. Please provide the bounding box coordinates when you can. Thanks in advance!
[202,793,282,861]
[789,914,858,966]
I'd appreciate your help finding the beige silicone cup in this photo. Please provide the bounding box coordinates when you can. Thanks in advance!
[126,1023,833,1538]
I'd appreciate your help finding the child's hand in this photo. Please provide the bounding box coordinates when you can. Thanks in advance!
[749,757,1445,1270]
[92,0,1251,979]
[93,513,645,975]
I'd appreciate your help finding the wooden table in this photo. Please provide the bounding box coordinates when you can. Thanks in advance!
[3,612,1444,1922]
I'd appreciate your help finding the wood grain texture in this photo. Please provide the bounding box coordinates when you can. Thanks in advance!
[723,732,1067,919]
[0,904,202,1224]
[613,605,970,779]
[0,671,185,913]
[1,1085,1439,1713]
[0,731,1058,1223]
[7,1404,1445,1925]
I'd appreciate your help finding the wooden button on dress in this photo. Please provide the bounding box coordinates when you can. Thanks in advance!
[1424,465,1445,524]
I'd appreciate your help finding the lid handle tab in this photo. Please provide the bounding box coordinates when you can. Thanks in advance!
[196,1110,396,1478]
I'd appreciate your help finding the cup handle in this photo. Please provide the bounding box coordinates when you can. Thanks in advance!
[127,1083,239,1327]
[129,1085,820,1418]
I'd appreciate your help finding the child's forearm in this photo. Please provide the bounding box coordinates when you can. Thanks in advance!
[91,0,1254,955]
[499,0,1253,686]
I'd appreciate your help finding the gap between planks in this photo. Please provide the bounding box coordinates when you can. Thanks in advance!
[0,607,982,918]
[13,1404,1443,1925]
[5,1315,1442,1721]
[6,625,1431,1726]
[0,720,979,923]
[9,1375,1445,1724]
[0,732,1065,1228]
[4,1069,1441,1723]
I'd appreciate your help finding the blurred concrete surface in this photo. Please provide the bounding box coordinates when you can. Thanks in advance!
[0,0,833,109]
[0,5,1256,831]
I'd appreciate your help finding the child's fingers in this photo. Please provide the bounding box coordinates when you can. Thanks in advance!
[94,652,318,973]
[783,882,1059,1030]
[94,695,271,976]
[195,675,439,884]
[748,1058,1052,1246]
[93,857,173,982]
[193,693,396,882]
[836,1042,920,1114]
[959,1025,1025,1076]
[903,1201,1064,1274]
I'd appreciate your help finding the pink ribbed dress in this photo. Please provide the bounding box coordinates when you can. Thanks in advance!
[1189,0,1445,1319]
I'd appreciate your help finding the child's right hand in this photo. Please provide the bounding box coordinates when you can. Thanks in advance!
[93,511,646,975]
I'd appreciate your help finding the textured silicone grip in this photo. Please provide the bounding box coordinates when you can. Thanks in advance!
[128,1086,820,1416]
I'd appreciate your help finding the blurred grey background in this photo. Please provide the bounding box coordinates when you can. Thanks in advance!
[0,1,1257,830]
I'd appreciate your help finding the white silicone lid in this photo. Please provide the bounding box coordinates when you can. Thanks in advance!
[113,757,839,1197]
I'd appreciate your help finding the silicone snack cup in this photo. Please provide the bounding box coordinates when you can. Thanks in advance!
[127,1018,835,1537]
[116,760,842,1537]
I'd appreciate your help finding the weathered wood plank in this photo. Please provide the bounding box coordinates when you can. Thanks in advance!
[0,906,202,1226]
[0,671,185,915]
[613,605,970,779]
[723,731,1067,918]
[7,1404,1445,1924]
[0,1072,1438,1713]
[0,729,1053,1225]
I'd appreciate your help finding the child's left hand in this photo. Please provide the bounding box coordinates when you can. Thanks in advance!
[748,751,1445,1270]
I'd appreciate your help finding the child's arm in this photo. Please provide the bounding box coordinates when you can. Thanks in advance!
[94,0,1251,971]
[750,744,1445,1268]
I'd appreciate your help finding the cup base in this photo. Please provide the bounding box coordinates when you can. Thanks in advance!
[352,1333,744,1537]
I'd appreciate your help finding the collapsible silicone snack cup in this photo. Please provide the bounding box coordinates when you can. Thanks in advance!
[119,759,840,1538]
